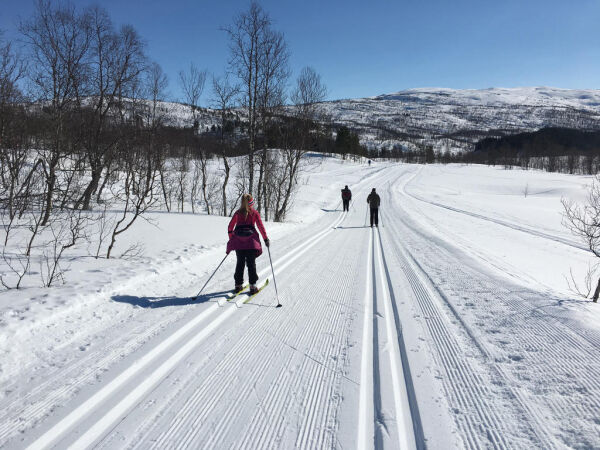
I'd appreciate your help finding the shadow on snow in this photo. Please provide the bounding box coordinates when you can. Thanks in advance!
[111,290,231,308]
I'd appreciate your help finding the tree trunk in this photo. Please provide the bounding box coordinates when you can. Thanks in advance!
[222,155,230,216]
[593,278,600,303]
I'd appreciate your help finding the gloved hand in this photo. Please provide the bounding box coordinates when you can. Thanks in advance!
[265,238,270,248]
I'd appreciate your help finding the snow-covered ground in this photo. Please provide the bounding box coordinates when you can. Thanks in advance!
[1,159,600,449]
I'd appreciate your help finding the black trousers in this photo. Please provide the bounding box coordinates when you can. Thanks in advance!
[342,199,350,211]
[235,249,258,285]
[370,207,379,226]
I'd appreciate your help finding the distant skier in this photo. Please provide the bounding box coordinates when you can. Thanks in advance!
[368,160,372,166]
[227,194,269,294]
[367,188,380,227]
[341,185,352,212]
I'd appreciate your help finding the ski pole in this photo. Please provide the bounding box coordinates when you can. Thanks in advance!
[267,246,282,308]
[192,253,229,299]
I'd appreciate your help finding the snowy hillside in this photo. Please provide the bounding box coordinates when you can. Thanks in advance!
[2,158,600,449]
[158,87,600,153]
[315,87,600,152]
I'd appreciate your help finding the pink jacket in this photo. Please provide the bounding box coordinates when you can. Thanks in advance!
[226,209,268,256]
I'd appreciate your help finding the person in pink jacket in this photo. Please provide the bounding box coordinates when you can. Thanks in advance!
[227,194,269,294]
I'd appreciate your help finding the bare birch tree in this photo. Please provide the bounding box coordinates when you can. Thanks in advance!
[256,29,289,218]
[76,8,146,210]
[223,2,271,195]
[212,75,239,215]
[273,66,327,221]
[563,177,600,302]
[179,62,207,129]
[20,0,91,225]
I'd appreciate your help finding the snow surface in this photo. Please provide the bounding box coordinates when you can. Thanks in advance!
[1,159,600,449]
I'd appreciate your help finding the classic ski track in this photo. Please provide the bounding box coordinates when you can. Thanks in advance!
[0,318,168,442]
[0,235,317,447]
[372,227,420,449]
[386,168,600,448]
[383,217,533,448]
[21,210,349,450]
[125,171,398,449]
[355,167,426,450]
[5,161,378,449]
[6,163,390,449]
[375,227,426,449]
[130,209,363,449]
[357,226,374,449]
[401,168,587,252]
[0,251,225,446]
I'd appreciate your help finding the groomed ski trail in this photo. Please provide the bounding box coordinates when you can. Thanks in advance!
[6,163,600,450]
[384,167,600,448]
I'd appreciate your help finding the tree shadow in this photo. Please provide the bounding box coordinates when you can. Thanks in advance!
[321,208,340,212]
[336,226,370,229]
[111,290,231,308]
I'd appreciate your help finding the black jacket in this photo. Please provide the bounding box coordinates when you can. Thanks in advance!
[367,192,380,208]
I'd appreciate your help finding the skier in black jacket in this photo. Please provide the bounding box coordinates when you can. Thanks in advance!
[367,188,380,227]
[341,185,352,212]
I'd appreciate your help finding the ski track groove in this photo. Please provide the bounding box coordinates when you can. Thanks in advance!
[242,221,360,449]
[132,211,358,449]
[0,318,173,443]
[19,210,347,450]
[1,204,346,448]
[0,264,220,446]
[376,227,426,449]
[357,227,374,449]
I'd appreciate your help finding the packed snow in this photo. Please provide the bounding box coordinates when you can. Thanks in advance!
[1,157,600,449]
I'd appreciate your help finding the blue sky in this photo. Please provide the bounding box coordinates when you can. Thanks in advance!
[1,0,599,103]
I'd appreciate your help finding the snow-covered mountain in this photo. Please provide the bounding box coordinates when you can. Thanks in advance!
[315,87,600,152]
[162,87,600,153]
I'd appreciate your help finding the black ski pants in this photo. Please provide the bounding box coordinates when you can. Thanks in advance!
[370,207,379,227]
[235,249,259,285]
[342,199,350,211]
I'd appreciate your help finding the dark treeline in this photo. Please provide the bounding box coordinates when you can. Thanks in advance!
[368,128,600,175]
[470,127,600,174]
